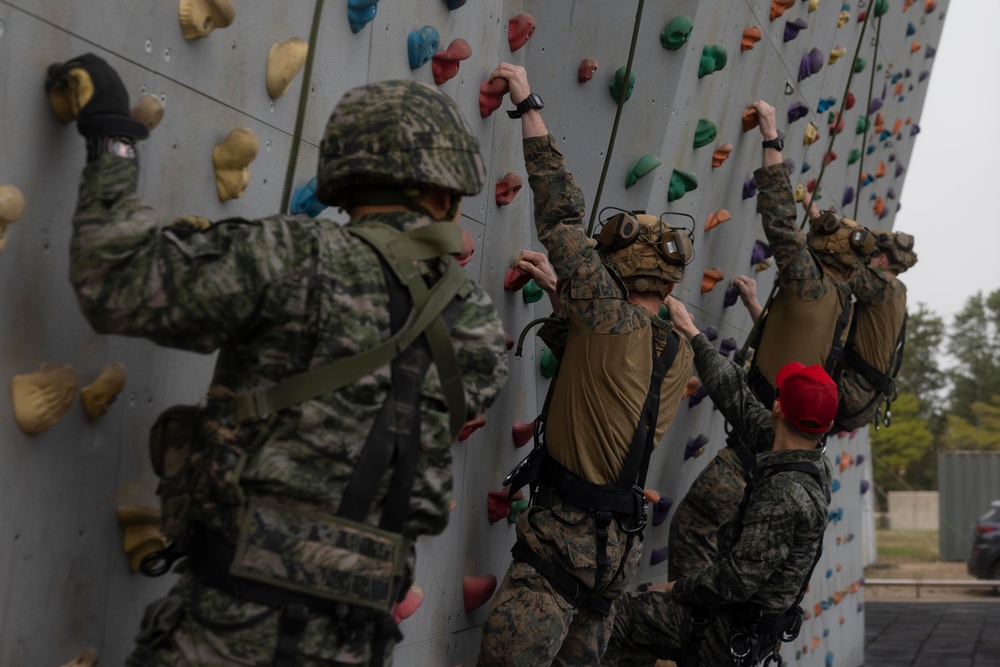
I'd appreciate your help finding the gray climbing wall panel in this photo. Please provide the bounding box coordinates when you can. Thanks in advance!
[0,0,947,665]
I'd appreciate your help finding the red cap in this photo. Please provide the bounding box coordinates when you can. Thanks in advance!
[775,362,838,434]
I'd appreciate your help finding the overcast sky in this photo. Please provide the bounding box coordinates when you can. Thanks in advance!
[895,0,1000,327]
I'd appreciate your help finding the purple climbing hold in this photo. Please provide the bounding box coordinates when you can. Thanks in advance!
[751,239,773,265]
[784,158,796,175]
[784,18,808,42]
[699,325,719,341]
[688,386,709,408]
[860,479,871,494]
[886,187,897,199]
[743,177,757,200]
[798,48,824,81]
[719,337,737,358]
[918,70,929,82]
[925,44,936,58]
[868,97,883,114]
[856,453,865,465]
[650,547,669,566]
[905,68,912,78]
[684,433,709,460]
[857,602,864,613]
[842,186,854,207]
[888,153,896,162]
[652,496,674,527]
[724,286,740,308]
[788,101,809,123]
[910,123,921,137]
[895,164,905,177]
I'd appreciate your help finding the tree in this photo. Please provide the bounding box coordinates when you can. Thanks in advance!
[869,392,934,494]
[946,290,1000,423]
[942,395,1000,451]
[896,303,947,413]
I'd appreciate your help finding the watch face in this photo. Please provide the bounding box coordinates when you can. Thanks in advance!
[109,139,137,159]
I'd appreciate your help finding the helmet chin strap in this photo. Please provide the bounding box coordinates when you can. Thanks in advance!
[341,187,457,222]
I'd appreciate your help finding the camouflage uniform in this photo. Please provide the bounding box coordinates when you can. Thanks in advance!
[666,446,747,582]
[836,265,907,431]
[477,135,693,666]
[749,164,852,404]
[602,334,832,667]
[71,151,509,665]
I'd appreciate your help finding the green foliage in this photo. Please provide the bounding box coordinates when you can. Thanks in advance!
[897,303,946,412]
[870,392,933,492]
[946,290,1000,421]
[942,395,1000,451]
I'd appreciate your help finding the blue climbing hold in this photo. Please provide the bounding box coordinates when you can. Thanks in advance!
[290,177,327,217]
[407,26,440,70]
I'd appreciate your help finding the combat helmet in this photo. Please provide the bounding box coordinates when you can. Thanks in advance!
[596,210,694,297]
[316,80,486,210]
[875,230,917,273]
[807,211,877,274]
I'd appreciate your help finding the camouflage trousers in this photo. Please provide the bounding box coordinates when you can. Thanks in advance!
[833,368,880,433]
[667,447,747,581]
[126,572,395,667]
[601,592,733,667]
[478,491,642,666]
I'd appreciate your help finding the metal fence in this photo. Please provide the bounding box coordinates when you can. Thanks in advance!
[939,451,1000,561]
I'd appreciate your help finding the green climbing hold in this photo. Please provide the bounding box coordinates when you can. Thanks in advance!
[660,16,693,51]
[508,498,529,523]
[609,66,636,102]
[626,154,662,188]
[693,119,717,149]
[698,45,728,78]
[667,169,698,202]
[873,0,889,17]
[856,115,869,134]
[848,148,862,164]
[854,57,867,73]
[540,348,559,378]
[522,279,544,304]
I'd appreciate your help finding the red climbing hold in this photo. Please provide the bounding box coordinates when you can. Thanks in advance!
[503,266,531,291]
[512,419,535,448]
[479,77,509,118]
[578,58,598,83]
[463,574,498,612]
[495,172,523,206]
[457,414,487,442]
[432,39,472,85]
[508,13,536,52]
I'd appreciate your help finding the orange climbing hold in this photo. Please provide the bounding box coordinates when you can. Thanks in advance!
[874,112,885,133]
[873,197,885,216]
[705,209,732,231]
[811,635,822,649]
[893,118,902,134]
[910,41,921,54]
[463,574,498,612]
[894,81,904,97]
[712,143,733,168]
[512,419,535,448]
[876,161,886,178]
[742,107,759,133]
[839,451,852,472]
[741,27,763,51]
[701,268,724,293]
[924,0,936,13]
[643,488,661,503]
[770,0,795,21]
[685,375,702,398]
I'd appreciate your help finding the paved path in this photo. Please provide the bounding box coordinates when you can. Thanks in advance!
[865,601,1000,666]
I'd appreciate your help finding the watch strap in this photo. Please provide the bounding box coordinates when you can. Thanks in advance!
[761,137,783,151]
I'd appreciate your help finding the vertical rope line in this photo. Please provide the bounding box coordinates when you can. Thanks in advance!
[853,10,884,221]
[587,0,646,236]
[280,0,326,214]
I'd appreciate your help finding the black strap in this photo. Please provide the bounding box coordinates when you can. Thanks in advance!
[823,290,854,385]
[510,541,612,616]
[678,606,711,667]
[725,430,756,483]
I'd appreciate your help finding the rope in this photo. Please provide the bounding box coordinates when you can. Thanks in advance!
[852,11,884,220]
[586,0,646,236]
[736,5,877,364]
[280,0,326,214]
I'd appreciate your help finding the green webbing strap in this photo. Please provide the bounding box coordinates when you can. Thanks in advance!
[233,223,467,430]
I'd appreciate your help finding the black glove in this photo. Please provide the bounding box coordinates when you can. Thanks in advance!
[45,53,148,140]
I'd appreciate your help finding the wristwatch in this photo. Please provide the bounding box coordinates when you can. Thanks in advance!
[87,135,137,162]
[761,137,784,151]
[507,93,545,119]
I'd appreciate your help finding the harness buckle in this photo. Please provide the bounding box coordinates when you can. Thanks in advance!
[729,631,753,664]
[248,387,271,421]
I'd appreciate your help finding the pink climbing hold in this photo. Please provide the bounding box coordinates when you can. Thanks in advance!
[495,172,523,206]
[503,266,531,292]
[487,489,524,523]
[457,414,487,442]
[392,585,425,624]
[454,228,475,267]
[512,419,535,448]
[479,77,509,118]
[463,574,498,612]
[432,38,472,85]
[508,13,536,52]
[578,58,598,83]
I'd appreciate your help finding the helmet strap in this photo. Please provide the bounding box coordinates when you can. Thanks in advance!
[342,187,456,222]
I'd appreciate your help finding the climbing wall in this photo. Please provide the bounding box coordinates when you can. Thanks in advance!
[0,1,945,665]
